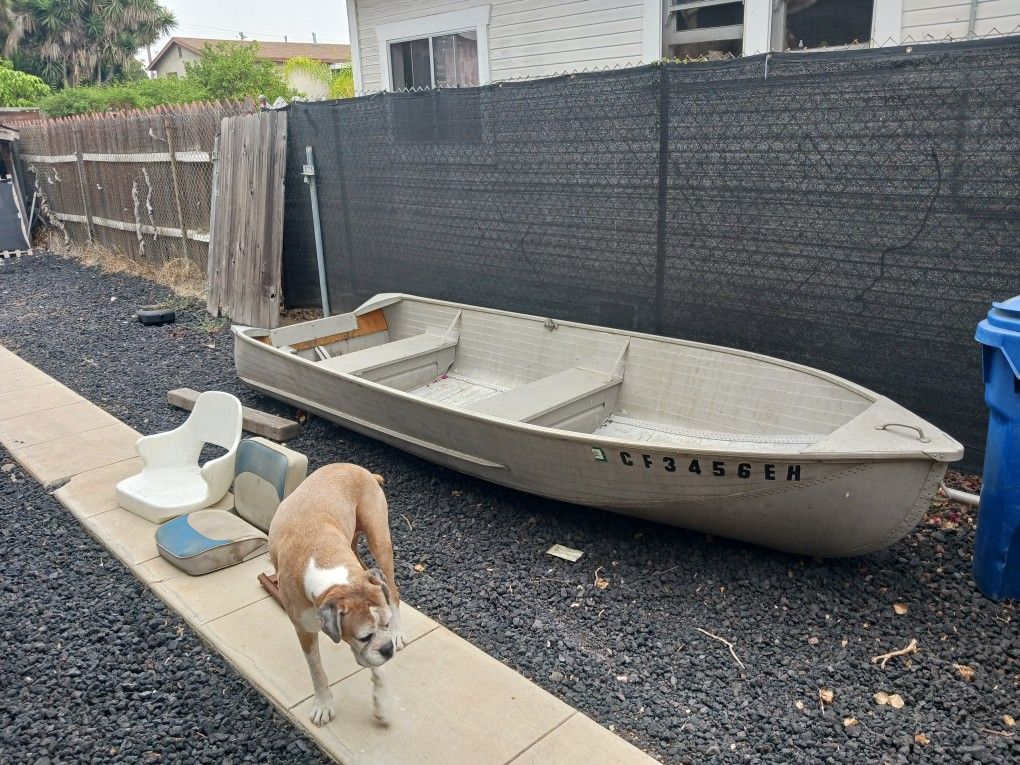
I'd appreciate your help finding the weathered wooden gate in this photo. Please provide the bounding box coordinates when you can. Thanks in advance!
[207,110,287,328]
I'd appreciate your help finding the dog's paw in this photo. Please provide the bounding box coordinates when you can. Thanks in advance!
[373,708,392,727]
[393,631,406,651]
[309,700,335,727]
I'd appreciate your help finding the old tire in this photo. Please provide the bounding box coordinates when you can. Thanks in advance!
[136,308,176,326]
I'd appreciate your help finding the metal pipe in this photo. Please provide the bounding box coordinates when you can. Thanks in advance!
[968,0,979,36]
[303,145,330,316]
[27,190,37,232]
[940,482,980,507]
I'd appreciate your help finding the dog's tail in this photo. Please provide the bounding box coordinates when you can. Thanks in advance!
[372,473,385,486]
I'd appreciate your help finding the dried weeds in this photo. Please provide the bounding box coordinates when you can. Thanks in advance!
[41,231,205,298]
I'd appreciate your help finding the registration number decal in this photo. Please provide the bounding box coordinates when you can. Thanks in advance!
[600,449,801,481]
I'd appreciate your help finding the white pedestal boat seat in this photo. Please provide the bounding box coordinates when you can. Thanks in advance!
[116,391,243,523]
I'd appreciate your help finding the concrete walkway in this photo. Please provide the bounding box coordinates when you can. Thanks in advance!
[0,344,658,765]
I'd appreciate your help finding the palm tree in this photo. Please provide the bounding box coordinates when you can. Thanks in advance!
[3,0,175,87]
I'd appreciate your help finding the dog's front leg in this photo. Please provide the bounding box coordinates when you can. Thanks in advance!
[298,629,335,726]
[371,666,393,726]
[364,524,405,650]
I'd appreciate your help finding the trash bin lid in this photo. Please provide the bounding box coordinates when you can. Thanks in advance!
[977,295,1020,378]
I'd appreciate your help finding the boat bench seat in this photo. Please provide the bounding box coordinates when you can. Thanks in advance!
[464,367,622,431]
[318,330,459,391]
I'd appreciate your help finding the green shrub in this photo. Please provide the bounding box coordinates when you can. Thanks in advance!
[328,65,355,100]
[283,57,355,100]
[186,42,295,102]
[0,59,52,107]
[38,76,209,117]
[36,41,301,117]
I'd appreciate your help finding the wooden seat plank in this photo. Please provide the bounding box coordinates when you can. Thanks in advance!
[318,332,458,375]
[464,367,621,423]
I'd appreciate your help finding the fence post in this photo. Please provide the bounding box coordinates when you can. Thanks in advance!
[302,146,331,317]
[164,116,190,260]
[71,127,94,244]
[654,65,670,334]
[207,131,221,311]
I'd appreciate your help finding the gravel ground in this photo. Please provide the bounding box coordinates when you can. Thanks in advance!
[1,253,1017,765]
[0,443,333,765]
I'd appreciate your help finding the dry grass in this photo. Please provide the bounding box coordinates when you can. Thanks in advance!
[39,230,206,299]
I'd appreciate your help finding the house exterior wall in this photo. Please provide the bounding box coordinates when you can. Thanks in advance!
[286,70,331,98]
[349,0,1020,92]
[354,0,648,92]
[149,44,200,77]
[901,0,1020,42]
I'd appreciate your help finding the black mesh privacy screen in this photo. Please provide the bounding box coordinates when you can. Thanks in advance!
[282,38,1020,472]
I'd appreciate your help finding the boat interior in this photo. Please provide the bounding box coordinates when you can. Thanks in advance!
[256,296,876,448]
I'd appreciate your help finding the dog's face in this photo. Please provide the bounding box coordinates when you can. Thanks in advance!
[316,568,397,668]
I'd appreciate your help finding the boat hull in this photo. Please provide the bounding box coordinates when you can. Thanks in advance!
[235,331,946,556]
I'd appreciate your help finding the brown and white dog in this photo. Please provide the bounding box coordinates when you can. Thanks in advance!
[269,463,404,726]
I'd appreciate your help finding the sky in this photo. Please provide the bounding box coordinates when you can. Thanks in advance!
[146,0,351,64]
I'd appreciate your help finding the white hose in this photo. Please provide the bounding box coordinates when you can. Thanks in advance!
[939,482,980,507]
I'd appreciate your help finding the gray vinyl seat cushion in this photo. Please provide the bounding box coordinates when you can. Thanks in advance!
[155,509,268,576]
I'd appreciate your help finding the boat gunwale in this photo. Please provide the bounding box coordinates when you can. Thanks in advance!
[232,293,963,463]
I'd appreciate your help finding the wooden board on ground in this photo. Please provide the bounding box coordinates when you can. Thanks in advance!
[168,387,300,441]
[257,571,284,609]
[206,110,288,328]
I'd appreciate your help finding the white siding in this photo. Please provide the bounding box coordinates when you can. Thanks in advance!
[901,0,1020,42]
[287,70,331,98]
[350,0,1020,91]
[354,0,647,92]
[151,45,200,78]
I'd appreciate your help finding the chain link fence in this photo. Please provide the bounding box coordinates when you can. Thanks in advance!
[282,37,1020,472]
[17,100,254,271]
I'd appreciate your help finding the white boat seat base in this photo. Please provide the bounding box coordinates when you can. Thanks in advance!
[117,466,210,522]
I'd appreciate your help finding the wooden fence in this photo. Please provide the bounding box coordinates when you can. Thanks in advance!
[207,111,288,327]
[17,100,253,270]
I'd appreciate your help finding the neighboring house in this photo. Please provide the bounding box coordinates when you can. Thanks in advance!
[148,37,352,98]
[345,0,1020,92]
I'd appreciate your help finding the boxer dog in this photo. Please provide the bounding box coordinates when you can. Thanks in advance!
[269,463,404,726]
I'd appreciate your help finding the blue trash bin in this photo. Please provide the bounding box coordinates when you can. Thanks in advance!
[973,295,1020,601]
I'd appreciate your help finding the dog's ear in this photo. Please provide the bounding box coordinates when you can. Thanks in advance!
[367,568,390,604]
[317,602,345,643]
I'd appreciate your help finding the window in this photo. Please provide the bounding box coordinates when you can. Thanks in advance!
[666,1,746,59]
[389,31,479,90]
[659,0,881,59]
[775,0,874,50]
[376,6,491,91]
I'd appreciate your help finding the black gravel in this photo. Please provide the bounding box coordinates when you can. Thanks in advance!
[1,253,1018,765]
[0,444,333,764]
